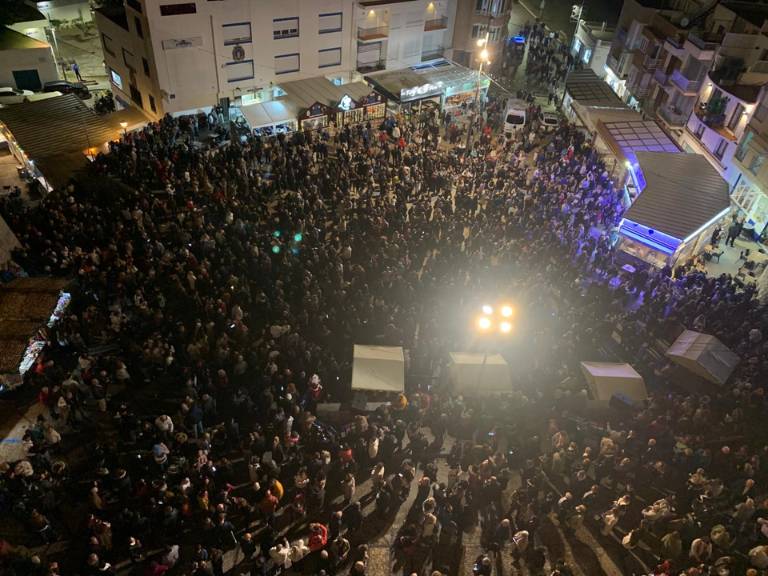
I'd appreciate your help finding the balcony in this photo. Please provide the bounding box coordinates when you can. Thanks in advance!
[632,50,659,71]
[684,32,720,60]
[424,16,448,32]
[357,59,386,73]
[657,104,689,127]
[652,69,669,86]
[670,69,701,95]
[358,25,389,41]
[694,107,738,141]
[421,48,445,61]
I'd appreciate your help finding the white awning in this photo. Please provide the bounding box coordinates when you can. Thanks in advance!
[240,100,299,129]
[351,345,405,392]
[449,352,510,394]
[666,330,739,385]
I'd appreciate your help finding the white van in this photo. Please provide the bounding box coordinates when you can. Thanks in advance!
[503,98,527,134]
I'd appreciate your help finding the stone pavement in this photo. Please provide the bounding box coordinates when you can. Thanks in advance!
[53,23,109,93]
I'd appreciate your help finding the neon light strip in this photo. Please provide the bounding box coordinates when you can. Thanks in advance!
[619,227,678,254]
[682,207,731,243]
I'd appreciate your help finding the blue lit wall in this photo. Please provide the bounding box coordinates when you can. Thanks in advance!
[618,218,681,255]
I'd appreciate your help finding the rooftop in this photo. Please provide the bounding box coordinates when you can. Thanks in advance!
[365,59,486,103]
[721,1,768,29]
[0,2,46,25]
[0,26,49,51]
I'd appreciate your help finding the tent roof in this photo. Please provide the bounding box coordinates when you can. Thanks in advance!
[566,69,625,107]
[240,99,300,129]
[623,152,731,240]
[580,361,647,402]
[0,95,120,159]
[449,352,508,366]
[351,345,404,392]
[280,77,372,111]
[580,361,643,379]
[666,330,739,385]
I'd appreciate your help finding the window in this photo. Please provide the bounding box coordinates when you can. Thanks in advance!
[129,84,143,107]
[102,33,115,56]
[134,17,143,38]
[471,24,486,39]
[275,53,300,74]
[273,17,299,40]
[694,121,705,139]
[149,94,157,113]
[225,60,254,82]
[488,25,503,43]
[475,0,506,14]
[728,103,744,130]
[582,47,592,64]
[736,132,753,162]
[159,3,196,16]
[123,48,137,71]
[142,57,150,77]
[714,138,728,159]
[110,68,123,89]
[319,12,342,34]
[222,22,251,45]
[749,153,765,175]
[318,47,342,68]
[127,0,142,12]
[572,38,582,55]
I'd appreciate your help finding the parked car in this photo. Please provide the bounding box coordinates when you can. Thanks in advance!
[42,80,91,99]
[541,112,561,129]
[0,87,34,104]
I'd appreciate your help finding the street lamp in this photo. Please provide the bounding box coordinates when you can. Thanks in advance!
[119,121,128,136]
[474,302,515,337]
[466,30,491,151]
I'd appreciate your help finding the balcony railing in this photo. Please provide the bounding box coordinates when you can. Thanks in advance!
[424,16,448,31]
[357,59,386,73]
[421,48,445,61]
[358,25,389,41]
[653,69,670,86]
[687,32,719,52]
[658,105,689,127]
[670,69,701,94]
[694,107,738,141]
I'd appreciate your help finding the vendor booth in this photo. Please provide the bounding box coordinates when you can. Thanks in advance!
[563,69,639,131]
[238,99,299,136]
[0,277,71,391]
[617,151,731,268]
[448,352,510,394]
[365,59,490,114]
[351,345,405,393]
[666,330,740,386]
[595,120,680,206]
[579,361,647,403]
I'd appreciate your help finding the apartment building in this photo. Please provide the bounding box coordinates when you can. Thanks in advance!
[95,0,357,118]
[451,0,511,67]
[572,20,616,78]
[603,0,710,107]
[355,0,457,74]
[731,95,768,237]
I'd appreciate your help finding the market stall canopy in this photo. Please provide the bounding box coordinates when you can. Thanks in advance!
[621,152,731,242]
[351,345,405,392]
[279,77,372,110]
[240,99,300,129]
[0,94,119,158]
[448,352,510,394]
[365,59,488,104]
[580,361,647,402]
[666,330,739,385]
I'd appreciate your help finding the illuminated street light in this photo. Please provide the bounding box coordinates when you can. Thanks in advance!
[500,321,512,334]
[482,304,493,315]
[501,305,513,318]
[480,48,489,62]
[478,316,492,331]
[477,38,487,47]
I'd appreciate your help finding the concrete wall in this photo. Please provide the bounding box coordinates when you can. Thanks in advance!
[0,45,59,90]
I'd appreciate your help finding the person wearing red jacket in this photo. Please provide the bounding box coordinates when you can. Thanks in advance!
[308,522,328,552]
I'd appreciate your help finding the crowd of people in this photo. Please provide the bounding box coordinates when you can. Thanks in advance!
[0,39,766,576]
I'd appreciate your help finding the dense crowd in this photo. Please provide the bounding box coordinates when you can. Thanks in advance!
[0,48,767,576]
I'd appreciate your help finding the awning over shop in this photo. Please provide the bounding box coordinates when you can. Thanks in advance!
[448,352,510,394]
[240,99,300,129]
[564,69,639,131]
[619,152,731,249]
[666,330,739,385]
[580,361,647,402]
[351,345,405,392]
[365,59,489,104]
[279,77,372,110]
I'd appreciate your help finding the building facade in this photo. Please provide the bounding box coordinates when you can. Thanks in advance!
[0,27,58,91]
[451,0,510,68]
[95,0,358,118]
[572,20,615,78]
[732,97,768,237]
[355,0,457,73]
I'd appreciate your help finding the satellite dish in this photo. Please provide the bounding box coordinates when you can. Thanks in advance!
[680,17,689,27]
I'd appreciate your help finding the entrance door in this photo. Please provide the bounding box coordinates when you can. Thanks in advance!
[13,69,42,91]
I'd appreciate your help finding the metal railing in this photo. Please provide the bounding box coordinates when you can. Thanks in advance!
[424,16,448,31]
[658,105,689,126]
[670,69,701,93]
[357,25,389,41]
[653,69,670,86]
[687,32,719,51]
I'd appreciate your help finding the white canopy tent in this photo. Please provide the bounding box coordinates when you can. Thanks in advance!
[666,330,739,385]
[351,345,405,393]
[580,361,648,402]
[449,352,510,394]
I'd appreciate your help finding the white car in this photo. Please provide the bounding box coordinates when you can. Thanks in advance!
[541,112,561,128]
[0,87,34,104]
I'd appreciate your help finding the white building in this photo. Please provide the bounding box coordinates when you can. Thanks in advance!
[0,26,58,91]
[572,20,615,79]
[95,0,359,118]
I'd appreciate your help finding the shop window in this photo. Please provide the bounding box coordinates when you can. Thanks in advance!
[160,2,197,16]
[223,22,251,45]
[274,17,299,40]
[714,138,728,159]
[225,60,254,82]
[275,53,300,74]
[319,12,342,34]
[318,47,342,68]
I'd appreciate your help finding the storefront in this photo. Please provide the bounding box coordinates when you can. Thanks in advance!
[617,152,731,268]
[365,59,490,111]
[332,91,387,127]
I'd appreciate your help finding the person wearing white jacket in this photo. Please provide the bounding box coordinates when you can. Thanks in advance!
[269,539,292,571]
